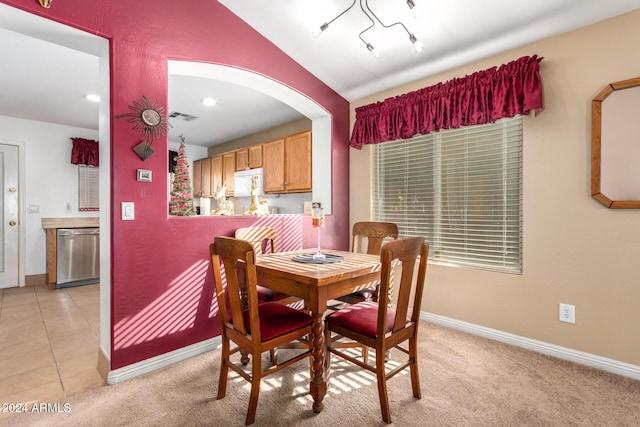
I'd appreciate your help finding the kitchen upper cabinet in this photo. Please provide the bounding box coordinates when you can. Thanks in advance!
[249,145,263,169]
[210,155,223,195]
[263,138,285,193]
[236,144,262,171]
[263,131,312,193]
[201,157,212,197]
[223,151,236,196]
[284,131,312,192]
[193,159,202,197]
[192,158,212,198]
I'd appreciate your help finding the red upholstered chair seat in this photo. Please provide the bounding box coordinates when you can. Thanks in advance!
[326,301,396,338]
[243,302,313,342]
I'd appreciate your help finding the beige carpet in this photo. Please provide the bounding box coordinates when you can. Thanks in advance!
[3,322,640,426]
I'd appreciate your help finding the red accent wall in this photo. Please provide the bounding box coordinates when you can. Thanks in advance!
[2,0,350,369]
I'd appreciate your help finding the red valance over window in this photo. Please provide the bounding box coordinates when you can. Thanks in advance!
[350,55,544,149]
[71,137,99,166]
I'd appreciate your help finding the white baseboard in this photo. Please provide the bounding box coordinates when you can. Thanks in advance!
[106,313,640,385]
[422,312,640,381]
[107,336,221,384]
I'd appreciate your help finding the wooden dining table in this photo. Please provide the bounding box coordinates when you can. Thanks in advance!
[254,249,381,413]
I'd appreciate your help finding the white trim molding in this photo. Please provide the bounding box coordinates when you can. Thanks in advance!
[107,337,221,385]
[422,312,640,381]
[107,312,640,385]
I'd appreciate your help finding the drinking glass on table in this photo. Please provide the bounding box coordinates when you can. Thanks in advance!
[311,204,325,259]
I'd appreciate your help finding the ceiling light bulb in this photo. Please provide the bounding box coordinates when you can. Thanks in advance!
[406,0,422,19]
[312,23,329,38]
[84,94,100,102]
[366,43,380,58]
[409,34,423,52]
[201,97,216,106]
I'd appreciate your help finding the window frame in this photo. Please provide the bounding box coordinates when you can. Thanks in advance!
[371,116,523,274]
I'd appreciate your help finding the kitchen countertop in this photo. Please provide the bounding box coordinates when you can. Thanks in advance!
[41,217,99,229]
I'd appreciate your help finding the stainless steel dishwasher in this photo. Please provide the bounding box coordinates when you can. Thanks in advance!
[56,228,100,287]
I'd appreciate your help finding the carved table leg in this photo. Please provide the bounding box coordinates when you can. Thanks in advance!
[240,350,250,365]
[310,312,326,413]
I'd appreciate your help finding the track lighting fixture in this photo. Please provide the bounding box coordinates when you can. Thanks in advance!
[312,0,423,57]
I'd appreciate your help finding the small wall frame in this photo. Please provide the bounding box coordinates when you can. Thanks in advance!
[137,169,152,182]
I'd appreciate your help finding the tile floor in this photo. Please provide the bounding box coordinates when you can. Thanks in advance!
[0,283,104,421]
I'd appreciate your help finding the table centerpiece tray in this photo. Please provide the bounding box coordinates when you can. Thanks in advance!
[291,253,344,264]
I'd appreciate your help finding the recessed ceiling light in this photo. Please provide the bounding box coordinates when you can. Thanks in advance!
[84,94,100,102]
[201,97,216,106]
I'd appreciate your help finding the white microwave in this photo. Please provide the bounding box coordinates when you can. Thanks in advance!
[233,168,264,197]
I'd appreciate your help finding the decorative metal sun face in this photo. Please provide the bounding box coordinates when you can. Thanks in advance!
[116,96,171,143]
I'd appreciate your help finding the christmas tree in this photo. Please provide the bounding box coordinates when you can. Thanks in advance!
[169,135,197,216]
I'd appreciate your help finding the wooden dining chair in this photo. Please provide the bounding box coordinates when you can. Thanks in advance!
[210,236,313,425]
[234,226,277,254]
[234,226,301,306]
[325,237,429,424]
[335,221,399,305]
[326,222,399,363]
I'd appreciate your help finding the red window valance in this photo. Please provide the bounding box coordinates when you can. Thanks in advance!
[350,55,544,149]
[71,137,99,166]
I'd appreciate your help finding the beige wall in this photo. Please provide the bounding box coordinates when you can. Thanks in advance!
[350,10,640,366]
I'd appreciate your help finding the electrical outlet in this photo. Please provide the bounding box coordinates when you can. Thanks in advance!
[559,303,575,324]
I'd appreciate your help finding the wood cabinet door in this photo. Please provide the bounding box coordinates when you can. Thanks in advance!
[210,155,223,195]
[236,148,249,171]
[201,157,212,197]
[192,159,203,197]
[236,145,262,170]
[284,131,312,192]
[263,139,285,193]
[223,151,236,196]
[248,144,263,168]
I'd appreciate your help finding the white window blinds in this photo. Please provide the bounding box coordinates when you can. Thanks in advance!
[372,117,522,273]
[78,165,99,211]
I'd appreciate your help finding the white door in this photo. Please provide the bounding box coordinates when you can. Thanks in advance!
[1,143,19,288]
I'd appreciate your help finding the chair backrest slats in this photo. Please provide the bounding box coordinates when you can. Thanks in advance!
[375,237,429,336]
[352,222,399,255]
[210,237,261,342]
[235,227,277,255]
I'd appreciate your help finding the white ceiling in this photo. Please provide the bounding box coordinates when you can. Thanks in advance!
[1,1,639,148]
[219,0,640,100]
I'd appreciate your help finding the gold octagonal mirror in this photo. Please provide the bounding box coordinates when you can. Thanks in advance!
[591,76,640,208]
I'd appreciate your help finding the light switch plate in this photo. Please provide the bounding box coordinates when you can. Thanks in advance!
[121,202,135,220]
